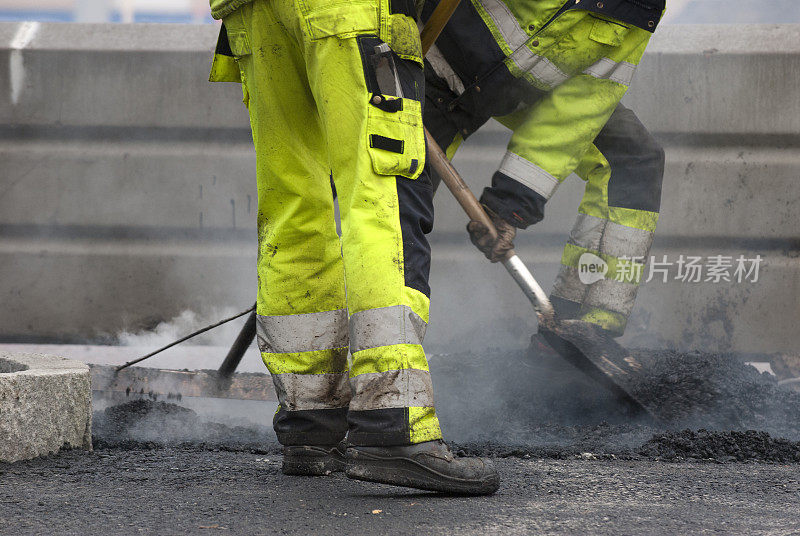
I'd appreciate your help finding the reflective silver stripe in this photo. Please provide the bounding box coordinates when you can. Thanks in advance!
[602,222,654,259]
[476,0,569,87]
[349,305,427,353]
[583,58,637,86]
[584,277,639,316]
[551,265,587,303]
[567,213,604,252]
[510,47,570,87]
[498,151,561,199]
[349,368,434,411]
[427,42,466,95]
[256,309,348,354]
[569,213,653,259]
[272,372,351,411]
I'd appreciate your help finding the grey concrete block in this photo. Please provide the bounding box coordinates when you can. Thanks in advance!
[0,353,92,463]
[627,24,800,135]
[2,22,798,134]
[0,235,256,339]
[0,137,257,230]
[0,22,247,129]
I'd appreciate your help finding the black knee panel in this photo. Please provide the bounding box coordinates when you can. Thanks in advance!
[597,104,665,213]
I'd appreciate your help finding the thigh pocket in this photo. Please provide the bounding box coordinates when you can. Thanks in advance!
[366,96,426,180]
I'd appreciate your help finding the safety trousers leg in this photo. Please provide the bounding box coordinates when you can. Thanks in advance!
[551,104,664,336]
[224,1,351,446]
[227,0,442,446]
[302,15,441,447]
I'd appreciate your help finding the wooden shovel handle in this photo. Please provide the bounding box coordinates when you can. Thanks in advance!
[419,0,498,241]
[424,126,499,242]
[420,0,462,55]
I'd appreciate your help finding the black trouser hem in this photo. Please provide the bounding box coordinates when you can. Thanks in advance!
[273,407,348,446]
[347,408,411,446]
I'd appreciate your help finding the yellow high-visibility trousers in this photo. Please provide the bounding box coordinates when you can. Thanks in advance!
[215,0,441,446]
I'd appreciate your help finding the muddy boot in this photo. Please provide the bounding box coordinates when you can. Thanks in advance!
[345,440,499,495]
[282,441,346,476]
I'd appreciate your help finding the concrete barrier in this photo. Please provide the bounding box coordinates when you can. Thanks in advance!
[0,22,798,354]
[0,352,92,462]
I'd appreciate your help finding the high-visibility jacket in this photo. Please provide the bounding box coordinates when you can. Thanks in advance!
[423,0,664,227]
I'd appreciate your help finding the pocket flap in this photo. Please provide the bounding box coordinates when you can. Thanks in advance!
[589,17,629,47]
[227,30,251,56]
[307,3,379,39]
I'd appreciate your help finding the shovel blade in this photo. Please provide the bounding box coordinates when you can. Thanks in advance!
[539,319,656,421]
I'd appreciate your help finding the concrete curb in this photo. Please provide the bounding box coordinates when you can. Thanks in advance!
[0,352,92,463]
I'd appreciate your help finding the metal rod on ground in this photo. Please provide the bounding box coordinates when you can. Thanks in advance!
[218,308,258,379]
[115,305,256,372]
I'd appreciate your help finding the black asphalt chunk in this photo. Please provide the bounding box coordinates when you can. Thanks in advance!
[630,350,800,435]
[638,429,800,463]
[429,346,800,461]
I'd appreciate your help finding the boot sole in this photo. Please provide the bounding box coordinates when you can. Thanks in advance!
[282,446,345,476]
[346,453,499,495]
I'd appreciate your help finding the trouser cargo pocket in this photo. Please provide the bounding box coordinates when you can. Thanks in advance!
[366,96,426,180]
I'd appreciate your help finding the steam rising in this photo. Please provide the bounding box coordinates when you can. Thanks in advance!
[118,307,245,349]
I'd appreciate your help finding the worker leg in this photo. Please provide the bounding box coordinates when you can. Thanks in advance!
[551,104,665,336]
[299,2,442,446]
[223,2,350,446]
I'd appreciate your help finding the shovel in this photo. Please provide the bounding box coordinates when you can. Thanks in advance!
[424,133,653,420]
[421,0,655,420]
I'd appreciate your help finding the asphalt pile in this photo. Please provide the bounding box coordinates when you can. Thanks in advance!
[91,345,800,463]
[638,430,800,463]
[629,350,800,435]
[430,345,800,461]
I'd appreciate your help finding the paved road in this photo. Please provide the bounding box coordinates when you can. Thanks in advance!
[2,448,799,535]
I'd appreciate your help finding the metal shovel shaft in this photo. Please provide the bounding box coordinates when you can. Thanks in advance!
[502,254,555,323]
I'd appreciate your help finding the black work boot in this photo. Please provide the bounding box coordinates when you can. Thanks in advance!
[345,440,499,495]
[282,441,346,476]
